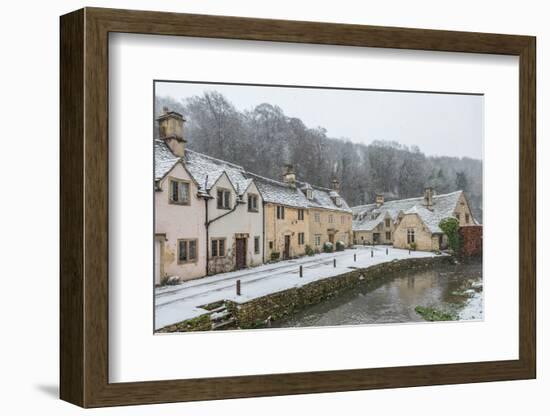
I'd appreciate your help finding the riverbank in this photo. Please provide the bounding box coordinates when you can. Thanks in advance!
[156,247,450,332]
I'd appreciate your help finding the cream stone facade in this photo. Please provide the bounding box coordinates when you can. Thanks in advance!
[207,174,264,273]
[264,203,309,260]
[154,162,207,284]
[308,208,352,251]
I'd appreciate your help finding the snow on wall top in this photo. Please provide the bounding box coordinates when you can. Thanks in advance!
[352,191,464,234]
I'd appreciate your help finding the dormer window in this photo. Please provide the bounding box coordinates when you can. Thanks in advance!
[217,188,231,210]
[306,189,313,200]
[334,197,341,206]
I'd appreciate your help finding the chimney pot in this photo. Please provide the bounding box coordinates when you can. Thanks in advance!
[282,164,296,187]
[157,108,186,157]
[424,187,434,208]
[375,194,384,207]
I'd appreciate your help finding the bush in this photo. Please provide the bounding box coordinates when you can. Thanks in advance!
[323,241,334,253]
[305,245,315,256]
[270,251,280,261]
[335,241,345,251]
[439,217,461,253]
[409,242,417,251]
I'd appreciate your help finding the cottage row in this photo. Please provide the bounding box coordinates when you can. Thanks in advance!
[154,109,353,284]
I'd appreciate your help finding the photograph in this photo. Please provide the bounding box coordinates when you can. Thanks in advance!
[153,81,484,333]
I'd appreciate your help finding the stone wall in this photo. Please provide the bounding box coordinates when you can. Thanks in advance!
[228,256,452,329]
[459,225,483,257]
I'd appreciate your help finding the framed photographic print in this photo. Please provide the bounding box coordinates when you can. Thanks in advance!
[60,7,536,408]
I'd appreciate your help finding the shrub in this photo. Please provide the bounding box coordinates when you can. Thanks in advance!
[409,242,417,251]
[439,217,461,253]
[305,245,315,256]
[335,241,345,251]
[270,251,280,261]
[323,241,334,253]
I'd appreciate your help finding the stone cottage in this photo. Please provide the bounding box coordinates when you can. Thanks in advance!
[154,108,264,283]
[298,178,353,251]
[248,167,310,261]
[352,188,477,251]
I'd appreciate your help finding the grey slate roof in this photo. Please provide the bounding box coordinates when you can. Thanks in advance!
[154,139,250,196]
[155,139,352,211]
[352,191,464,234]
[247,173,310,208]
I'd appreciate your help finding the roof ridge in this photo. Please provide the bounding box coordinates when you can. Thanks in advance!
[185,148,245,171]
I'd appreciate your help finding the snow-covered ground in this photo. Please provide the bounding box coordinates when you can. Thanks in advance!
[155,245,441,330]
[458,289,483,320]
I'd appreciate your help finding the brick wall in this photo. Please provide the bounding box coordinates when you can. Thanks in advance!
[459,225,483,257]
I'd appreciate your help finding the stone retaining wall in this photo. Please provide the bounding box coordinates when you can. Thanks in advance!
[228,255,452,329]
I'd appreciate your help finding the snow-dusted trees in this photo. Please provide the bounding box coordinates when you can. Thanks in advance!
[155,92,483,221]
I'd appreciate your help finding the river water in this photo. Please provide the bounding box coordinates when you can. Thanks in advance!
[271,261,483,328]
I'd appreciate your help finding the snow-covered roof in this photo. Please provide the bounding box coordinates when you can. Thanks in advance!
[154,139,180,181]
[155,139,352,211]
[154,139,250,196]
[352,191,464,234]
[300,182,352,213]
[247,173,310,208]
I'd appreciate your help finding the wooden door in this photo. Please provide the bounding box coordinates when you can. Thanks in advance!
[236,238,247,269]
[284,235,291,259]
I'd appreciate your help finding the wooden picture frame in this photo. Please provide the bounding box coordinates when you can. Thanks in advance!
[60,7,536,408]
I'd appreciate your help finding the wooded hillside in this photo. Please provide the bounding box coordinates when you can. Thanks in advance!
[155,92,483,221]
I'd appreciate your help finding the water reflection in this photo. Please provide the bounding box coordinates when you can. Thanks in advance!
[272,262,482,328]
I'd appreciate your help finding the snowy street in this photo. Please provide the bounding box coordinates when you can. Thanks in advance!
[155,246,440,330]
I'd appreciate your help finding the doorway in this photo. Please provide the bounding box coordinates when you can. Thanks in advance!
[283,235,291,259]
[235,237,247,269]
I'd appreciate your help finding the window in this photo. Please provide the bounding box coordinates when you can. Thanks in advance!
[298,209,304,220]
[407,229,415,244]
[178,239,197,263]
[276,205,285,219]
[315,234,321,246]
[269,241,273,249]
[314,212,321,223]
[254,236,260,254]
[217,188,231,209]
[248,194,259,212]
[385,218,391,228]
[465,213,470,224]
[169,179,190,204]
[386,231,391,241]
[455,213,461,221]
[211,238,226,257]
[306,189,313,200]
[298,232,305,245]
[328,214,334,223]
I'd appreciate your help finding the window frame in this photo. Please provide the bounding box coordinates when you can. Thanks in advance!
[298,209,304,221]
[248,193,259,212]
[217,187,232,210]
[211,238,226,258]
[177,238,198,264]
[276,205,285,220]
[298,232,305,245]
[407,228,416,244]
[168,177,191,205]
[254,236,260,254]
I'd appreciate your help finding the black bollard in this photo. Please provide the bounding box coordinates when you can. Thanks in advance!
[386,247,388,255]
[299,265,303,277]
[371,249,373,258]
[236,279,241,296]
[354,253,356,262]
[333,258,336,267]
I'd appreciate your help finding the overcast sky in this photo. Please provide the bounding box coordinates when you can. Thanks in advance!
[155,81,483,160]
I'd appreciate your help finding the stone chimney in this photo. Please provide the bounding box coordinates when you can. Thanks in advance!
[375,194,384,208]
[424,187,434,208]
[157,107,186,157]
[282,164,296,188]
[331,177,340,192]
